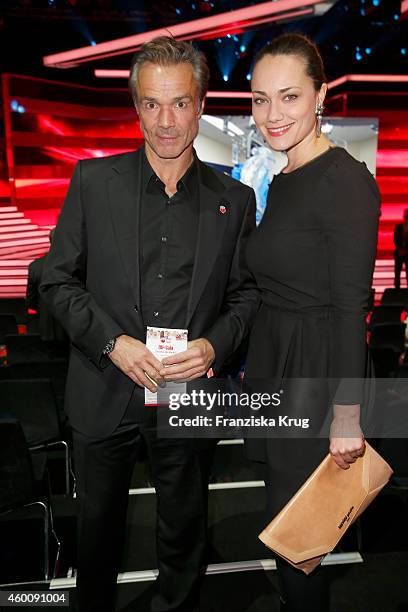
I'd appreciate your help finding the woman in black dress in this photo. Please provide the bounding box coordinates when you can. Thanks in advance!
[245,34,380,611]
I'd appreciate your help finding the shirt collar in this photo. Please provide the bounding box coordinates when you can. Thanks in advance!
[141,146,197,200]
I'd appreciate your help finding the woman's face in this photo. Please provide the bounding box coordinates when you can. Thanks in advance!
[251,53,326,152]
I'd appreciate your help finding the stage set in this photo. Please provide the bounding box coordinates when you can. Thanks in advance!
[0,1,408,611]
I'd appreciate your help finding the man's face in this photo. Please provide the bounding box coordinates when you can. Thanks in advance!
[135,61,203,160]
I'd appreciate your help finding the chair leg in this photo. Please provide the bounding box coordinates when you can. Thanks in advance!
[59,440,70,496]
[41,502,49,581]
[25,499,61,581]
[25,501,49,581]
[70,452,77,499]
[44,467,63,578]
[49,498,62,578]
[39,440,71,496]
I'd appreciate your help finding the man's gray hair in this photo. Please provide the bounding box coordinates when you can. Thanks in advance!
[129,36,209,104]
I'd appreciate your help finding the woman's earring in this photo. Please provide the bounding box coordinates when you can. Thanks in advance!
[315,103,324,138]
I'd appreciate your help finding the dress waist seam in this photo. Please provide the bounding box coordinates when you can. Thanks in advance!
[261,302,332,317]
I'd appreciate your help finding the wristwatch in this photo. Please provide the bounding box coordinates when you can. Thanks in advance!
[102,336,117,356]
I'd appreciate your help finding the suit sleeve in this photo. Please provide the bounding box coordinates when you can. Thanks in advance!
[39,161,125,368]
[321,160,380,403]
[203,190,260,373]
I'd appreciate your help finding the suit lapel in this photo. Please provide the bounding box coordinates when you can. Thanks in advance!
[107,151,230,326]
[186,161,229,327]
[107,149,142,310]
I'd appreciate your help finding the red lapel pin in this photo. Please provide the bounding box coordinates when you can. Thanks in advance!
[219,204,227,215]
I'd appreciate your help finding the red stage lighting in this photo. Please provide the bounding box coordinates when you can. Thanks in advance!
[43,1,324,68]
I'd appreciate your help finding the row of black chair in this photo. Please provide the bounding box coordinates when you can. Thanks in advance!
[0,310,71,580]
[0,354,70,582]
[0,377,71,495]
[0,419,62,580]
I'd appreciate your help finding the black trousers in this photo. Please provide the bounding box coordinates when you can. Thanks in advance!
[72,406,216,612]
[394,255,408,288]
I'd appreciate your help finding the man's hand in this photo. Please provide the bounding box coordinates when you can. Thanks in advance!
[109,334,165,392]
[159,338,215,382]
[329,404,365,470]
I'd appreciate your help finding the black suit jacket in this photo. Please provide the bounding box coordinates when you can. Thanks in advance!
[26,255,67,342]
[40,148,259,437]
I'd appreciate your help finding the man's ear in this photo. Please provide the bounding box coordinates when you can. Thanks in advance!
[197,97,205,119]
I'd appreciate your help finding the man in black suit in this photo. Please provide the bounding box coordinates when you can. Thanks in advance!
[40,37,258,612]
[394,209,408,288]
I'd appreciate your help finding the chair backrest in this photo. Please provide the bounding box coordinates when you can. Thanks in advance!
[370,348,401,378]
[0,419,35,512]
[0,299,26,324]
[369,306,405,328]
[0,314,18,345]
[0,362,68,425]
[381,288,408,307]
[0,360,68,382]
[4,334,55,365]
[0,379,61,446]
[369,324,406,352]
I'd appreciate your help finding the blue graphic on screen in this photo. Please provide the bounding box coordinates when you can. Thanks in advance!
[233,147,287,225]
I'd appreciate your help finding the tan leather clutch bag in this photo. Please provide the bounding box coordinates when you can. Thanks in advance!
[258,442,393,575]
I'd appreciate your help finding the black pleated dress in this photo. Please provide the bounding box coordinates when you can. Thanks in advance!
[245,147,381,518]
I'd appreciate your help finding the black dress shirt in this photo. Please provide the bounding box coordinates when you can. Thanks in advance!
[140,149,199,330]
[123,150,199,423]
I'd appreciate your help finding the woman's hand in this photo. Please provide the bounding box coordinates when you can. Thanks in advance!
[329,404,365,470]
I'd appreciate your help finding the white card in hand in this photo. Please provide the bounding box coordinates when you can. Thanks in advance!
[145,327,188,406]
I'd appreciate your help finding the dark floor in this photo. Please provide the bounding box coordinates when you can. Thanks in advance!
[1,442,408,611]
[2,551,408,612]
[115,553,408,612]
